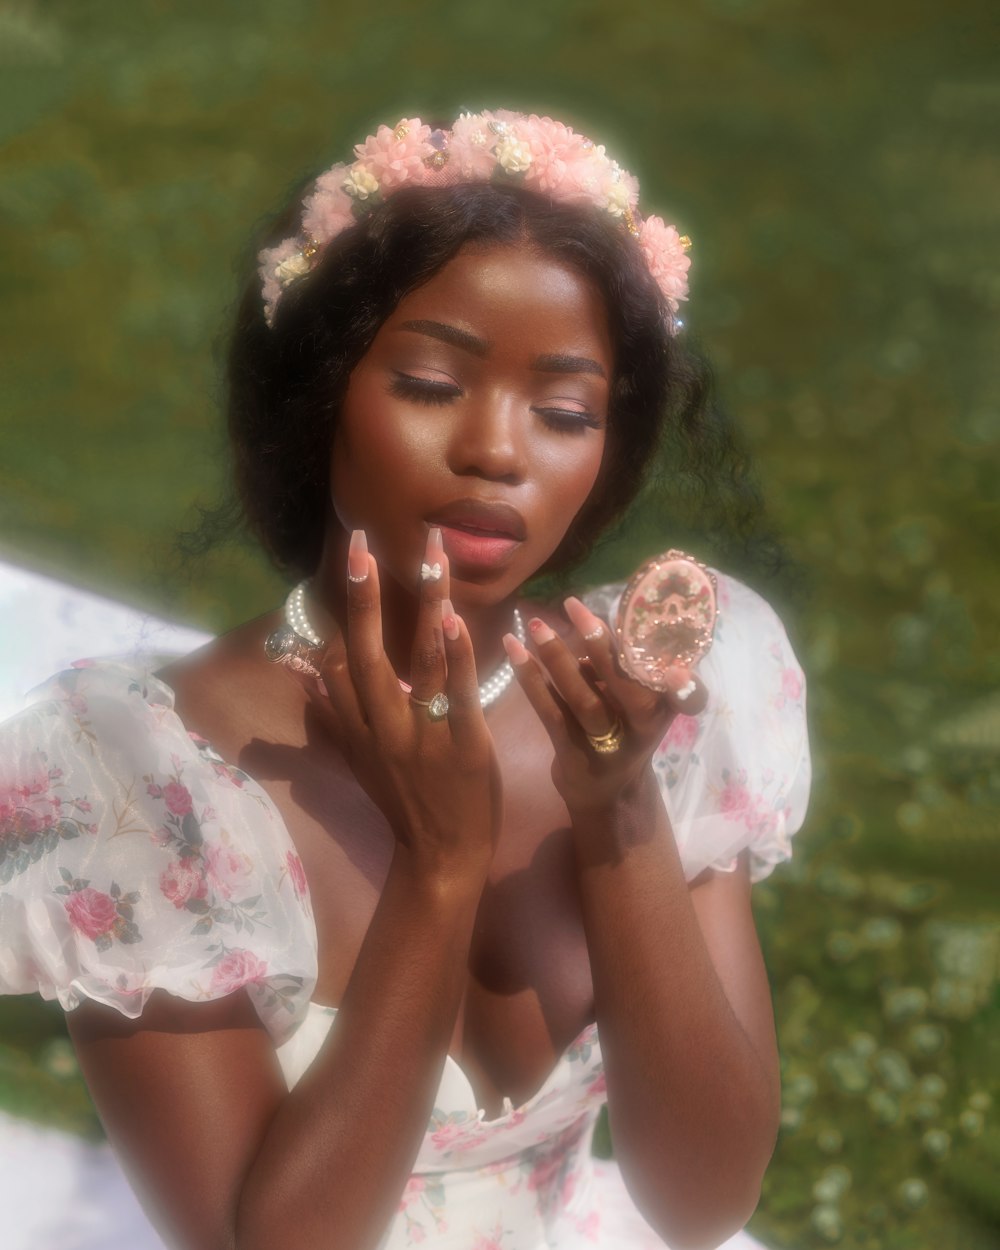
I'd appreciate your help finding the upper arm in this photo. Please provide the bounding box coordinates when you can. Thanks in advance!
[66,988,287,1250]
[688,852,780,1115]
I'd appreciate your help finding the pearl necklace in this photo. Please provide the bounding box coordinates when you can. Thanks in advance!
[284,581,525,710]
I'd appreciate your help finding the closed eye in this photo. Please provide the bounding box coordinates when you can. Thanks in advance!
[532,406,604,434]
[389,373,603,432]
[388,373,461,405]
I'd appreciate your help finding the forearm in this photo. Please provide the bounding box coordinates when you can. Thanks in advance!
[571,775,779,1249]
[235,848,485,1250]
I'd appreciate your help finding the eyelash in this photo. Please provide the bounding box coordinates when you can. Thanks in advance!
[387,374,603,434]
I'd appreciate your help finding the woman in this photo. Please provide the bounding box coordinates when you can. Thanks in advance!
[0,110,810,1249]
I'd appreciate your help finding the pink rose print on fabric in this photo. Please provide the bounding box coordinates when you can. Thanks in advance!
[471,1220,506,1250]
[398,1176,425,1211]
[210,949,268,993]
[57,875,142,950]
[65,886,117,940]
[0,775,53,835]
[528,1149,564,1193]
[718,770,784,838]
[663,713,699,752]
[719,775,753,820]
[575,1210,601,1240]
[162,781,193,816]
[211,761,246,789]
[430,1117,470,1153]
[159,859,208,909]
[1,762,98,879]
[782,667,804,701]
[204,843,251,899]
[587,1071,607,1098]
[285,850,308,900]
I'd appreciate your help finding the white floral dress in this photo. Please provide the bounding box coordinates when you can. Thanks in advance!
[0,572,810,1249]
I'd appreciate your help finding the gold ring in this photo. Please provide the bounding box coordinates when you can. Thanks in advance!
[586,718,624,754]
[410,691,450,721]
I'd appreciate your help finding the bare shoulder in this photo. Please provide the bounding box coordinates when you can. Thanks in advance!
[157,610,306,759]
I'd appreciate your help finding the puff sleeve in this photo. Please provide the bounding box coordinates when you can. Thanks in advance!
[0,662,317,1046]
[584,570,811,882]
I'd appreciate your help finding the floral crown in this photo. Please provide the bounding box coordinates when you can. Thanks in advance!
[259,109,692,332]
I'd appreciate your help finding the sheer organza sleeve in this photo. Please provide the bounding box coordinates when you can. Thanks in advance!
[584,570,811,882]
[0,662,317,1046]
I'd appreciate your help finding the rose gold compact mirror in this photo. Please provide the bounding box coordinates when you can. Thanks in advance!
[614,549,718,691]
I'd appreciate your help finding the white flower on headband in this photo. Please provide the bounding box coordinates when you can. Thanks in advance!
[342,167,380,200]
[496,136,533,175]
[605,182,632,217]
[259,109,692,331]
[275,251,313,287]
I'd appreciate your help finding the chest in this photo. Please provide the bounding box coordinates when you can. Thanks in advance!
[236,695,595,1116]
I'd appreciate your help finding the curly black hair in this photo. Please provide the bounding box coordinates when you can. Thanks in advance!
[223,179,800,602]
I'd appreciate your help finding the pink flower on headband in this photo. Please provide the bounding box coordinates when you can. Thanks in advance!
[449,112,502,179]
[259,109,692,331]
[518,116,601,197]
[351,118,434,191]
[302,165,355,240]
[638,215,692,318]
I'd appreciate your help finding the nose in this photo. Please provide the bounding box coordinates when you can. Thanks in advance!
[446,391,527,484]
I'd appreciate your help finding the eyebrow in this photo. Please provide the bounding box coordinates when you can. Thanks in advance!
[397,319,607,379]
[531,353,607,380]
[398,320,489,357]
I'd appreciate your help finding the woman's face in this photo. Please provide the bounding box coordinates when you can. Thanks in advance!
[329,241,613,603]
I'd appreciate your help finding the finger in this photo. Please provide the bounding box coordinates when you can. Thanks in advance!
[563,595,711,717]
[562,595,662,720]
[301,669,351,748]
[525,616,617,739]
[439,606,485,732]
[660,665,711,717]
[318,622,367,732]
[345,529,403,711]
[408,527,450,702]
[502,632,575,754]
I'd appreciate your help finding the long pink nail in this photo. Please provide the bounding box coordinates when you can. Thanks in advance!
[563,596,605,641]
[348,529,368,583]
[503,632,531,665]
[420,527,445,584]
[528,617,555,645]
[441,598,460,641]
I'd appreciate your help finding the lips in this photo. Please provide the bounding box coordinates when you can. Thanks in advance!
[428,498,527,542]
[428,498,526,571]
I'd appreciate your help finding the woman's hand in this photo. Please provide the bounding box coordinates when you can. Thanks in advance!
[313,528,502,882]
[503,595,709,817]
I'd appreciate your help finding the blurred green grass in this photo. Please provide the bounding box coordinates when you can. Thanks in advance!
[1,2,998,1247]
